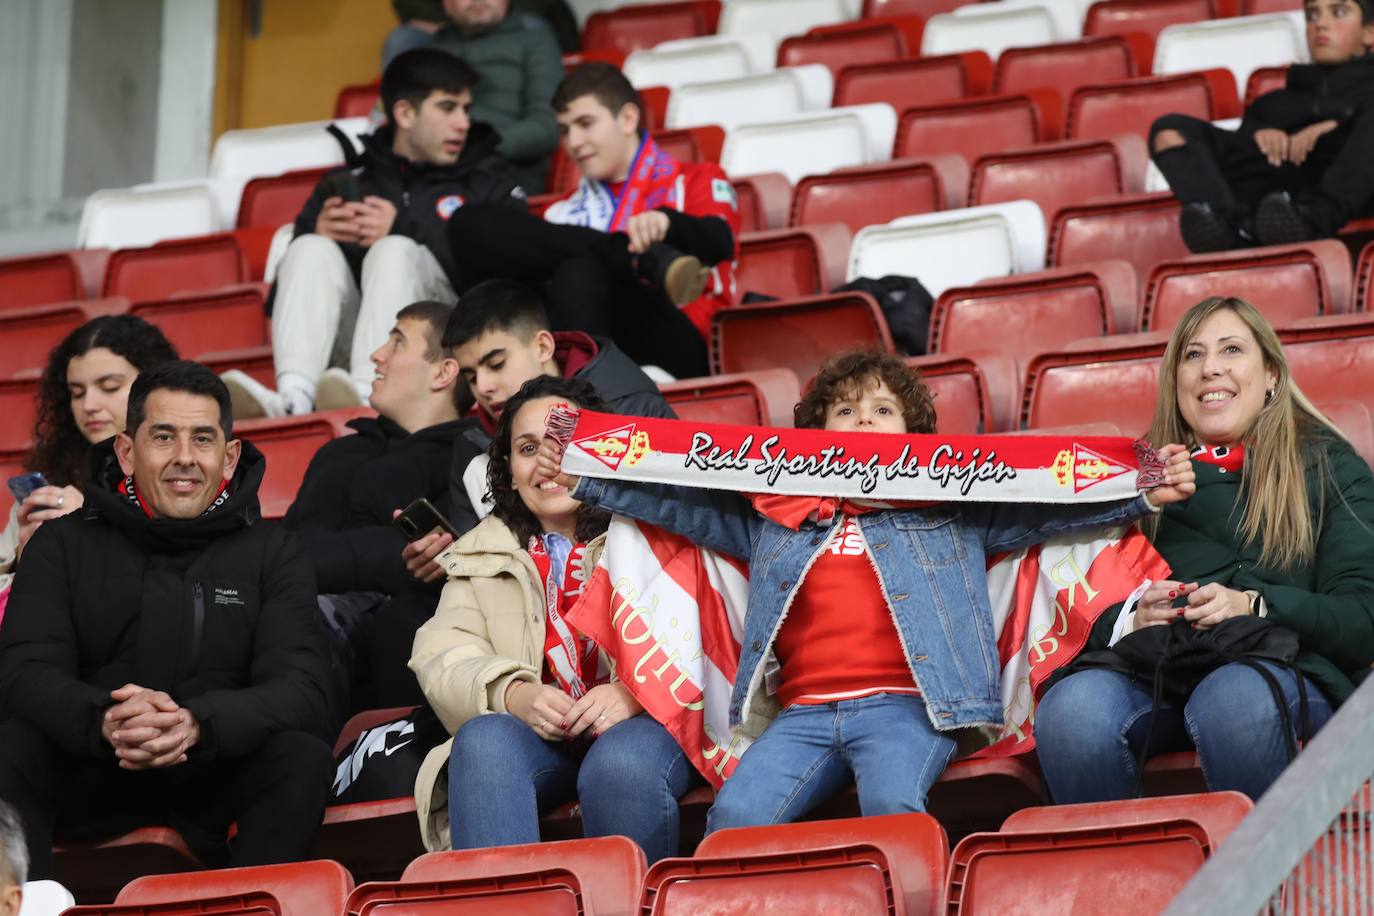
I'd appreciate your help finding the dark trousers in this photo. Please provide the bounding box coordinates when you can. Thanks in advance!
[449,204,710,379]
[365,591,440,709]
[0,718,334,878]
[1150,111,1374,234]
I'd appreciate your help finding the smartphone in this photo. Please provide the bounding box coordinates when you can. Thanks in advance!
[323,172,363,203]
[6,472,47,504]
[394,498,461,542]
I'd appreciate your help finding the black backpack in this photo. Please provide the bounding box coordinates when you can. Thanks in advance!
[331,705,448,804]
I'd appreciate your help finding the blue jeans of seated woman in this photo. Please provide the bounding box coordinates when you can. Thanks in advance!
[448,713,696,862]
[1034,661,1334,803]
[705,693,957,834]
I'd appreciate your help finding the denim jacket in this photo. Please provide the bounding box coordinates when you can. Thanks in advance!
[574,476,1156,736]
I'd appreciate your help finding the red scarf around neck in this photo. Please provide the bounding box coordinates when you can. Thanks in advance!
[118,475,231,519]
[1190,444,1244,473]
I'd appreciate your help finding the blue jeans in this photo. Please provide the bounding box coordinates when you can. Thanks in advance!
[448,713,697,862]
[705,693,957,833]
[1035,661,1334,803]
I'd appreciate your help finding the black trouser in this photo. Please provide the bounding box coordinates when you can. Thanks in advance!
[365,591,440,709]
[1150,111,1374,235]
[0,718,334,878]
[449,204,711,379]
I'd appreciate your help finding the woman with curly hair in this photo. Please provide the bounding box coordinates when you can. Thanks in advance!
[408,374,700,859]
[1,316,178,573]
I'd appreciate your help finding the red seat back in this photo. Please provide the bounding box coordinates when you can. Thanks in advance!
[994,35,1138,103]
[1246,65,1288,104]
[778,21,908,76]
[0,303,96,380]
[347,869,583,914]
[102,235,248,302]
[237,168,331,229]
[660,368,802,428]
[907,354,994,434]
[1281,315,1374,421]
[731,172,791,233]
[792,160,945,234]
[733,225,848,302]
[130,287,269,359]
[1143,241,1350,332]
[833,53,993,112]
[696,813,948,916]
[1049,193,1188,289]
[896,93,1053,163]
[199,346,276,388]
[334,81,381,119]
[864,0,964,17]
[1084,0,1211,42]
[1068,72,1218,141]
[0,379,40,451]
[1002,791,1253,849]
[1021,335,1169,431]
[712,292,892,379]
[582,0,720,54]
[0,252,84,311]
[118,860,353,916]
[970,139,1125,226]
[1318,400,1374,467]
[235,416,337,519]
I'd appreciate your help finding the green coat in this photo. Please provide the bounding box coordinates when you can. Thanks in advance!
[431,13,563,191]
[1089,434,1374,706]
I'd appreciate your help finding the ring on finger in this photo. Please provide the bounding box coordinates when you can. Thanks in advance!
[56,494,65,508]
[538,718,548,732]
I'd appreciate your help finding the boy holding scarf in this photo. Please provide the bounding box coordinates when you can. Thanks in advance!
[447,63,739,380]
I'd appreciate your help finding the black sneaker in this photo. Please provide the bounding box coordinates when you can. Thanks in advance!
[636,243,710,306]
[1255,192,1319,246]
[1179,202,1250,253]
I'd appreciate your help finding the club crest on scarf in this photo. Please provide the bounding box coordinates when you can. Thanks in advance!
[1051,443,1135,493]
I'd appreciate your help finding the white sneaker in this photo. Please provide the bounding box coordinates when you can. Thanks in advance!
[315,367,364,411]
[221,369,289,419]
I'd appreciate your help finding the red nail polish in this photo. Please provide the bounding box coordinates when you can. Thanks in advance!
[1168,590,1177,598]
[1177,610,1185,617]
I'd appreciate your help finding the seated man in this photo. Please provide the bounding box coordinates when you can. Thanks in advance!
[448,63,741,380]
[370,278,673,706]
[0,363,336,875]
[224,48,523,419]
[1151,0,1374,251]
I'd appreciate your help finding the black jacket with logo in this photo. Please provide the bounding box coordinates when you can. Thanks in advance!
[293,122,525,288]
[0,440,335,761]
[1242,55,1374,135]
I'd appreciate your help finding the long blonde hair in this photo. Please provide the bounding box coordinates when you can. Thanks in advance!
[1148,296,1343,570]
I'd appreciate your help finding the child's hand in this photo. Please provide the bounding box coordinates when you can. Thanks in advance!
[1143,443,1196,507]
[1287,119,1339,166]
[1253,128,1289,167]
[536,437,580,492]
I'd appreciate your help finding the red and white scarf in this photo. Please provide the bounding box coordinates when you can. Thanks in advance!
[117,475,231,518]
[527,534,605,699]
[544,135,683,233]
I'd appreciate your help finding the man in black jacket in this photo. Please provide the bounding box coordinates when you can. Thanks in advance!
[0,362,336,876]
[1151,0,1374,250]
[223,48,523,420]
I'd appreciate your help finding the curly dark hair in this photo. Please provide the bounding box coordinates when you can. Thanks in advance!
[487,375,612,546]
[794,350,937,433]
[26,315,179,487]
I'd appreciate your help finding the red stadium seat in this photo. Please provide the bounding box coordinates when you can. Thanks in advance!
[1002,791,1254,849]
[1318,400,1374,467]
[334,80,381,119]
[833,53,994,112]
[117,860,354,915]
[1246,65,1288,105]
[927,755,1050,839]
[946,820,1212,914]
[54,827,205,905]
[130,286,269,359]
[200,346,276,387]
[642,845,902,915]
[0,302,100,380]
[235,415,336,519]
[0,251,85,311]
[1021,334,1169,432]
[863,0,965,18]
[102,234,249,302]
[1067,70,1238,141]
[63,892,280,916]
[1084,0,1211,44]
[660,368,803,427]
[969,139,1135,226]
[733,223,850,301]
[994,35,1143,104]
[1357,239,1374,310]
[731,172,791,233]
[896,92,1060,164]
[1281,314,1374,421]
[236,167,332,230]
[0,378,40,452]
[560,49,628,71]
[333,706,419,756]
[1243,0,1300,12]
[1048,192,1188,286]
[906,354,994,434]
[403,836,647,915]
[1141,241,1352,332]
[347,869,584,914]
[712,291,893,379]
[791,159,957,234]
[778,20,910,76]
[696,813,949,916]
[582,0,720,55]
[639,86,670,131]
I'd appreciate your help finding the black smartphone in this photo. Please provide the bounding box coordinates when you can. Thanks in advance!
[324,172,362,203]
[394,498,460,542]
[6,471,48,504]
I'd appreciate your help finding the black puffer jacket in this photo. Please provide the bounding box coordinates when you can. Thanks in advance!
[0,440,335,761]
[1242,55,1374,135]
[293,122,525,287]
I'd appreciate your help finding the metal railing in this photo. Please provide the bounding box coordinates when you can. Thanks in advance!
[1165,672,1374,915]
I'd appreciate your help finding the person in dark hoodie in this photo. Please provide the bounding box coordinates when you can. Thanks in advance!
[1151,0,1374,251]
[222,48,523,420]
[0,362,336,876]
[369,278,672,706]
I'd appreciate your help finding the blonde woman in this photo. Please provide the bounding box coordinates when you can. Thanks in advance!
[1035,296,1374,800]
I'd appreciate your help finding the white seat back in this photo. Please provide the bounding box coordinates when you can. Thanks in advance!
[625,42,753,89]
[1154,13,1307,91]
[666,66,833,131]
[721,104,896,182]
[923,5,1058,59]
[719,0,852,44]
[848,201,1047,295]
[77,186,221,249]
[955,0,1082,41]
[209,117,367,182]
[654,33,779,72]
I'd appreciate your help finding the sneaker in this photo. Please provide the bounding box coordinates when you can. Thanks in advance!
[637,242,711,306]
[221,369,288,419]
[1179,203,1250,253]
[315,367,364,411]
[1255,191,1318,246]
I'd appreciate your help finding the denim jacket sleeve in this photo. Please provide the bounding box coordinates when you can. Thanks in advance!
[572,476,760,561]
[969,494,1156,555]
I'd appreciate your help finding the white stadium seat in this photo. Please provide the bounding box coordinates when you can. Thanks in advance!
[718,0,853,45]
[654,33,779,73]
[624,41,754,89]
[847,200,1047,295]
[209,117,368,182]
[1153,13,1307,93]
[954,0,1082,42]
[77,185,222,249]
[665,66,833,131]
[923,4,1059,59]
[721,104,897,182]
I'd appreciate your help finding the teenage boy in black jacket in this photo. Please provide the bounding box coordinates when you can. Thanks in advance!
[1152,0,1374,251]
[223,48,524,420]
[0,363,336,877]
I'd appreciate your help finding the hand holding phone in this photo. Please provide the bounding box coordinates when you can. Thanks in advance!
[7,472,48,504]
[393,498,460,542]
